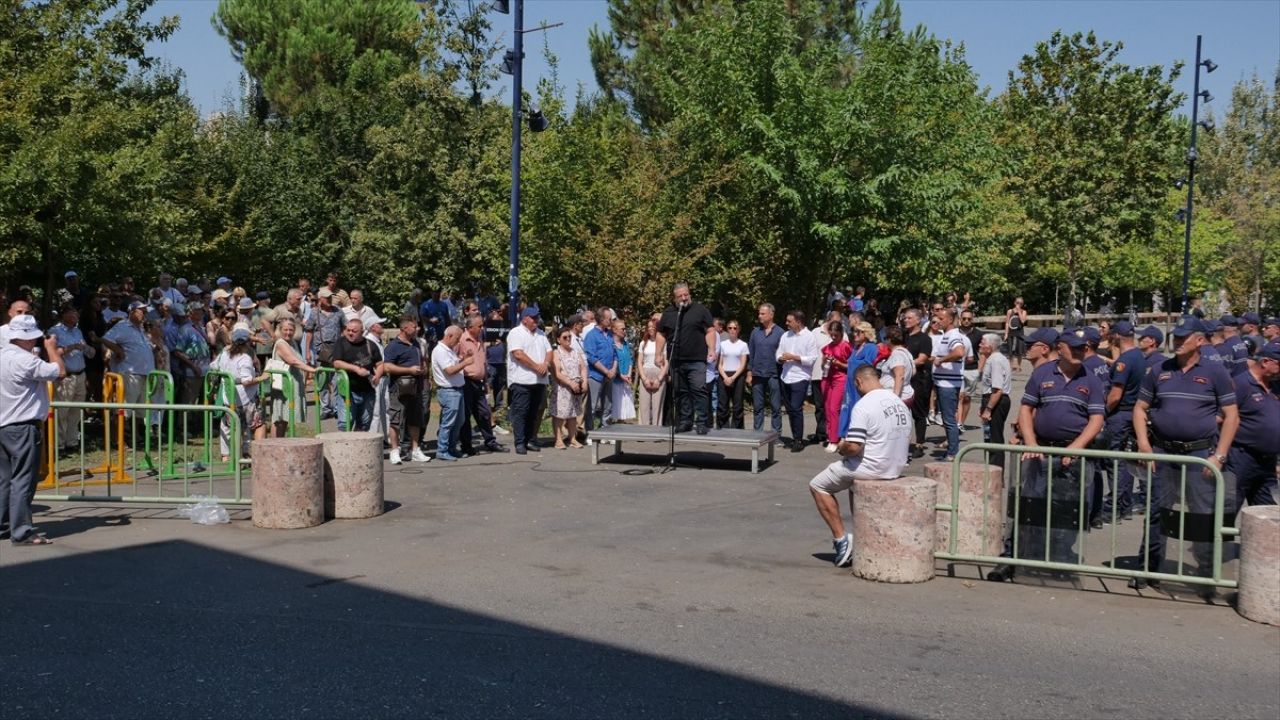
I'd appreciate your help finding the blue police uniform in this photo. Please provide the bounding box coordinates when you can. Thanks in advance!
[1005,350,1106,563]
[1100,341,1147,517]
[1134,330,1237,580]
[1227,351,1279,518]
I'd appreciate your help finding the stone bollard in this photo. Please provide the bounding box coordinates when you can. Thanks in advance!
[852,476,938,583]
[926,462,1004,557]
[252,438,325,529]
[1237,505,1280,627]
[317,431,385,520]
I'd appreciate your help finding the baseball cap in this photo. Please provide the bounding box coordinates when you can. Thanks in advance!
[1170,319,1204,338]
[1258,342,1280,361]
[1202,319,1221,334]
[1238,312,1260,326]
[1081,326,1102,344]
[317,287,333,299]
[187,302,204,311]
[1059,332,1086,349]
[520,308,540,320]
[1219,314,1238,327]
[237,298,254,310]
[217,276,231,285]
[211,289,230,300]
[1112,320,1134,336]
[1139,326,1164,344]
[231,327,250,343]
[1265,317,1280,328]
[172,303,186,316]
[1028,327,1059,347]
[64,270,78,279]
[128,300,147,312]
[6,315,42,341]
[255,291,270,301]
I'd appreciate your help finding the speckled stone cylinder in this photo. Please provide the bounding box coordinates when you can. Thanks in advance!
[926,462,1004,556]
[1237,505,1280,627]
[317,431,384,520]
[252,438,324,529]
[852,477,937,583]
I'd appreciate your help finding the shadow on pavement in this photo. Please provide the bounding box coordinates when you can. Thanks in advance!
[0,540,902,719]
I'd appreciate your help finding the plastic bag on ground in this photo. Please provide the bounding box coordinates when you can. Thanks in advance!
[178,496,231,525]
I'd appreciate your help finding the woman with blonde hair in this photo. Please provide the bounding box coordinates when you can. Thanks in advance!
[636,316,666,425]
[266,318,317,438]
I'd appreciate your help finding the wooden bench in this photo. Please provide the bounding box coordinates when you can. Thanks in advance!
[586,425,780,474]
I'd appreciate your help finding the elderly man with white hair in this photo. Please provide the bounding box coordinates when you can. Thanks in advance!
[977,332,1011,467]
[432,325,473,461]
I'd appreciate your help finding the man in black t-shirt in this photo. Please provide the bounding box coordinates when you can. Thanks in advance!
[958,309,985,430]
[331,318,383,432]
[903,308,933,458]
[656,283,717,433]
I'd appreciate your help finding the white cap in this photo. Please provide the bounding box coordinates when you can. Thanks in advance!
[6,315,42,341]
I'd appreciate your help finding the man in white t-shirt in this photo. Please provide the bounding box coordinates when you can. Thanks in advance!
[808,366,912,567]
[931,307,969,461]
[506,308,551,454]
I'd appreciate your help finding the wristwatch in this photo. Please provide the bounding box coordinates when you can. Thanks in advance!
[1214,453,1227,465]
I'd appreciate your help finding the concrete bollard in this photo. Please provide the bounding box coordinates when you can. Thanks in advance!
[252,438,325,529]
[317,431,385,520]
[926,462,1004,556]
[1237,505,1280,627]
[852,476,938,583]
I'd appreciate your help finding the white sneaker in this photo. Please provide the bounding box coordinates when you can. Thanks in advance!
[411,449,431,463]
[824,443,838,453]
[389,449,402,465]
[493,425,510,435]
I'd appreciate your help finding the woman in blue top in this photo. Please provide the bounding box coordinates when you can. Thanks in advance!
[836,321,881,437]
[610,319,636,422]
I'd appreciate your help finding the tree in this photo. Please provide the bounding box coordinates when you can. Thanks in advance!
[1000,31,1183,312]
[0,0,197,322]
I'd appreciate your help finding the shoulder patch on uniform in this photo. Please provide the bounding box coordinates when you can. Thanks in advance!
[1158,372,1172,382]
[1193,376,1208,385]
[1115,362,1125,373]
[1041,381,1056,390]
[1251,393,1264,403]
[1075,386,1090,396]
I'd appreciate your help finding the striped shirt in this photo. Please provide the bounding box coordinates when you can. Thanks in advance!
[932,328,969,389]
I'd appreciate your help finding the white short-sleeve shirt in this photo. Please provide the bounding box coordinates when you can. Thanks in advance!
[719,338,749,373]
[506,324,550,386]
[0,344,63,426]
[431,342,465,388]
[842,388,912,479]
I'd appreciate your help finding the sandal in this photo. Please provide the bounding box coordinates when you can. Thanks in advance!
[554,442,566,449]
[569,441,584,449]
[13,534,53,546]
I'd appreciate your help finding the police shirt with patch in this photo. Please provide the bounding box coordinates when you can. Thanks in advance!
[1083,354,1110,384]
[1021,361,1105,443]
[1199,343,1228,372]
[1139,357,1236,443]
[1228,338,1250,376]
[1232,372,1279,454]
[1110,347,1147,411]
[1144,351,1167,374]
[1214,341,1237,375]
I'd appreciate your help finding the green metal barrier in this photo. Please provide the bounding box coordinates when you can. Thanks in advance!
[201,370,240,468]
[143,370,176,475]
[936,443,1238,588]
[265,368,299,437]
[313,367,352,432]
[37,401,247,505]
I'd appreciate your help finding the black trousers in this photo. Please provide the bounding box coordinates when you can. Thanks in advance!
[509,383,545,450]
[461,378,497,452]
[910,378,930,444]
[717,373,746,429]
[982,393,1010,468]
[671,361,710,429]
[783,380,808,443]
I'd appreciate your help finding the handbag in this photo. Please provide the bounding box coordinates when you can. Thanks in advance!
[395,375,418,398]
[265,341,290,391]
[317,341,335,366]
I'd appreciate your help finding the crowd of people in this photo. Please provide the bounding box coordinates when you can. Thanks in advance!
[0,272,1276,561]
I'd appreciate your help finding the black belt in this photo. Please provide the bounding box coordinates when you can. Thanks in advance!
[66,369,85,375]
[1153,437,1214,453]
[1040,439,1074,448]
[0,419,42,429]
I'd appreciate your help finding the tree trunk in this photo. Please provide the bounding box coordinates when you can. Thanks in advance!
[41,233,56,328]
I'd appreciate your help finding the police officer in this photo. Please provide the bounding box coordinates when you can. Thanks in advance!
[1198,319,1228,373]
[1130,319,1239,589]
[1218,314,1250,376]
[1139,325,1166,371]
[987,331,1104,581]
[1080,326,1111,529]
[1239,313,1264,352]
[1263,317,1280,343]
[1098,321,1146,521]
[1226,342,1279,520]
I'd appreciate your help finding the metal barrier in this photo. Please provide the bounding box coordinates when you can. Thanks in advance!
[312,367,352,433]
[935,443,1238,588]
[143,370,176,475]
[265,368,299,437]
[35,400,247,505]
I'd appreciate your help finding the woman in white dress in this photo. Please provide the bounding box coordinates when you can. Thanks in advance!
[636,317,665,425]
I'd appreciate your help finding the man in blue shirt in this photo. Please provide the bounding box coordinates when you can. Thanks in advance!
[1093,321,1148,522]
[988,331,1104,581]
[1130,319,1239,589]
[747,304,784,434]
[49,306,94,450]
[1139,325,1166,372]
[1226,342,1278,522]
[418,290,450,343]
[582,309,617,433]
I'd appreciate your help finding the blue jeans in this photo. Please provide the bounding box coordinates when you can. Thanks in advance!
[782,380,808,444]
[935,385,961,457]
[348,388,375,432]
[436,387,463,458]
[751,375,782,432]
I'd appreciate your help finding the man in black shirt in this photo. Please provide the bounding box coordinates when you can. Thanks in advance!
[656,283,717,434]
[958,309,985,430]
[331,318,383,432]
[903,308,933,459]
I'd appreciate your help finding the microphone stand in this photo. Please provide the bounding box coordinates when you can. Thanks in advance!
[661,303,687,472]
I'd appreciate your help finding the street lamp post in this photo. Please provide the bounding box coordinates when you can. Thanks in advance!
[1179,35,1216,315]
[506,0,525,329]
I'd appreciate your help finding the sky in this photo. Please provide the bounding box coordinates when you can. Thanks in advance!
[146,0,1280,117]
